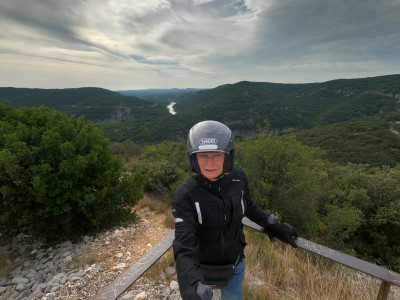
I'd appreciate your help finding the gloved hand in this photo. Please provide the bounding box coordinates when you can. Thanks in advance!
[196,282,212,300]
[264,213,299,248]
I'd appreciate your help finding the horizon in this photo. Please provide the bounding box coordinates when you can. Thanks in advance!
[1,73,399,91]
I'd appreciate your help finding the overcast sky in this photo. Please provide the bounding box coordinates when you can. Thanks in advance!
[1,0,399,90]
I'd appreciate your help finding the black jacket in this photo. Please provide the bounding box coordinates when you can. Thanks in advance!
[172,167,270,299]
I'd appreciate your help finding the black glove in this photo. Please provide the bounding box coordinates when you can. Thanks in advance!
[264,213,299,248]
[196,282,212,300]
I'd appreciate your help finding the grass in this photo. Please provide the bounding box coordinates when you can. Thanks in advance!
[135,195,175,229]
[0,251,13,279]
[71,254,98,269]
[243,229,399,300]
[132,195,176,280]
[0,233,30,279]
[145,249,175,280]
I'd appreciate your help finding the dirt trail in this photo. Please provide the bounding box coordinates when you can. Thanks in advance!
[45,204,172,299]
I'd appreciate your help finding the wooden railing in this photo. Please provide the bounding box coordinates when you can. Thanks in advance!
[94,218,400,300]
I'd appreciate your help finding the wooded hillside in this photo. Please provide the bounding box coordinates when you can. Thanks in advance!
[1,74,400,166]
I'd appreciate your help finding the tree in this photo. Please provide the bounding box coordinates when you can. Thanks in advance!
[236,135,325,236]
[317,163,400,271]
[0,104,142,235]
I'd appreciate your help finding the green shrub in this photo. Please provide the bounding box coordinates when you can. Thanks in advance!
[0,104,143,235]
[129,142,190,200]
[236,135,325,236]
[133,159,188,200]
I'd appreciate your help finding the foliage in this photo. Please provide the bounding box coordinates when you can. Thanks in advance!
[110,140,144,163]
[3,75,400,169]
[132,159,187,200]
[130,142,190,200]
[2,74,400,271]
[117,88,204,103]
[236,135,325,235]
[140,141,190,171]
[97,113,201,143]
[296,112,400,167]
[316,163,400,270]
[0,87,169,122]
[0,104,142,236]
[175,74,400,130]
[235,135,400,271]
[99,74,399,171]
[323,203,364,248]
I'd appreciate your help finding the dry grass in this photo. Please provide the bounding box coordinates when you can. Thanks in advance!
[0,239,29,279]
[243,229,400,300]
[71,254,98,269]
[136,195,174,229]
[134,196,175,281]
[0,252,13,279]
[145,249,175,280]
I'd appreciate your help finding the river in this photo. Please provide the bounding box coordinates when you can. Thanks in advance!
[167,102,176,115]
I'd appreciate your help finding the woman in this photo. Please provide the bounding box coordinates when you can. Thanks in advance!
[172,120,298,300]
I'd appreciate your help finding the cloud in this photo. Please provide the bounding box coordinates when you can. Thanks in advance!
[130,54,178,65]
[0,0,399,89]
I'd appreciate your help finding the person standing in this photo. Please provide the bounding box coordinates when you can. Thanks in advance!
[172,120,298,300]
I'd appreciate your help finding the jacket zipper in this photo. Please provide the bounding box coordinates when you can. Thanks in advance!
[218,185,226,256]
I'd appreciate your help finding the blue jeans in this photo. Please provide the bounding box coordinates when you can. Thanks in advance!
[220,257,245,300]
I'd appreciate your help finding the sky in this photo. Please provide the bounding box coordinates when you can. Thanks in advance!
[0,0,399,90]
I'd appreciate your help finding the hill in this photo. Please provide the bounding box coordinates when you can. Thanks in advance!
[117,88,204,103]
[2,75,400,166]
[0,87,169,121]
[296,112,400,167]
[174,74,400,131]
[101,75,400,165]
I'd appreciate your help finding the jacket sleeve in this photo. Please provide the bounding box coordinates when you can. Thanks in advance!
[172,181,202,300]
[239,170,271,228]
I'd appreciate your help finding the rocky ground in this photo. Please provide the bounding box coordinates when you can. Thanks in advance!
[0,203,184,300]
[48,205,174,300]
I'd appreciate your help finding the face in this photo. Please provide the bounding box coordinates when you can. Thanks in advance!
[196,152,225,181]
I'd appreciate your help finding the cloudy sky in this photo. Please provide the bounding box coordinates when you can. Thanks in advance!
[1,0,399,90]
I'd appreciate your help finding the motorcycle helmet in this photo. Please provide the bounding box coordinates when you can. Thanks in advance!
[187,120,235,173]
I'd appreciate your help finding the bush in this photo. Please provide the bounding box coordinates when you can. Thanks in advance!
[129,142,190,200]
[236,135,325,236]
[0,104,143,235]
[133,159,188,200]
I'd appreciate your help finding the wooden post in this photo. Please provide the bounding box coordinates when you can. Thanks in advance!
[376,281,391,300]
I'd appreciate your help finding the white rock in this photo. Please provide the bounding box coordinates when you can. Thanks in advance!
[170,280,179,291]
[113,263,126,270]
[134,291,146,300]
[63,256,72,263]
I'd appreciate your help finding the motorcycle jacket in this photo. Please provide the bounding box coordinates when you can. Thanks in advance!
[172,167,271,299]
